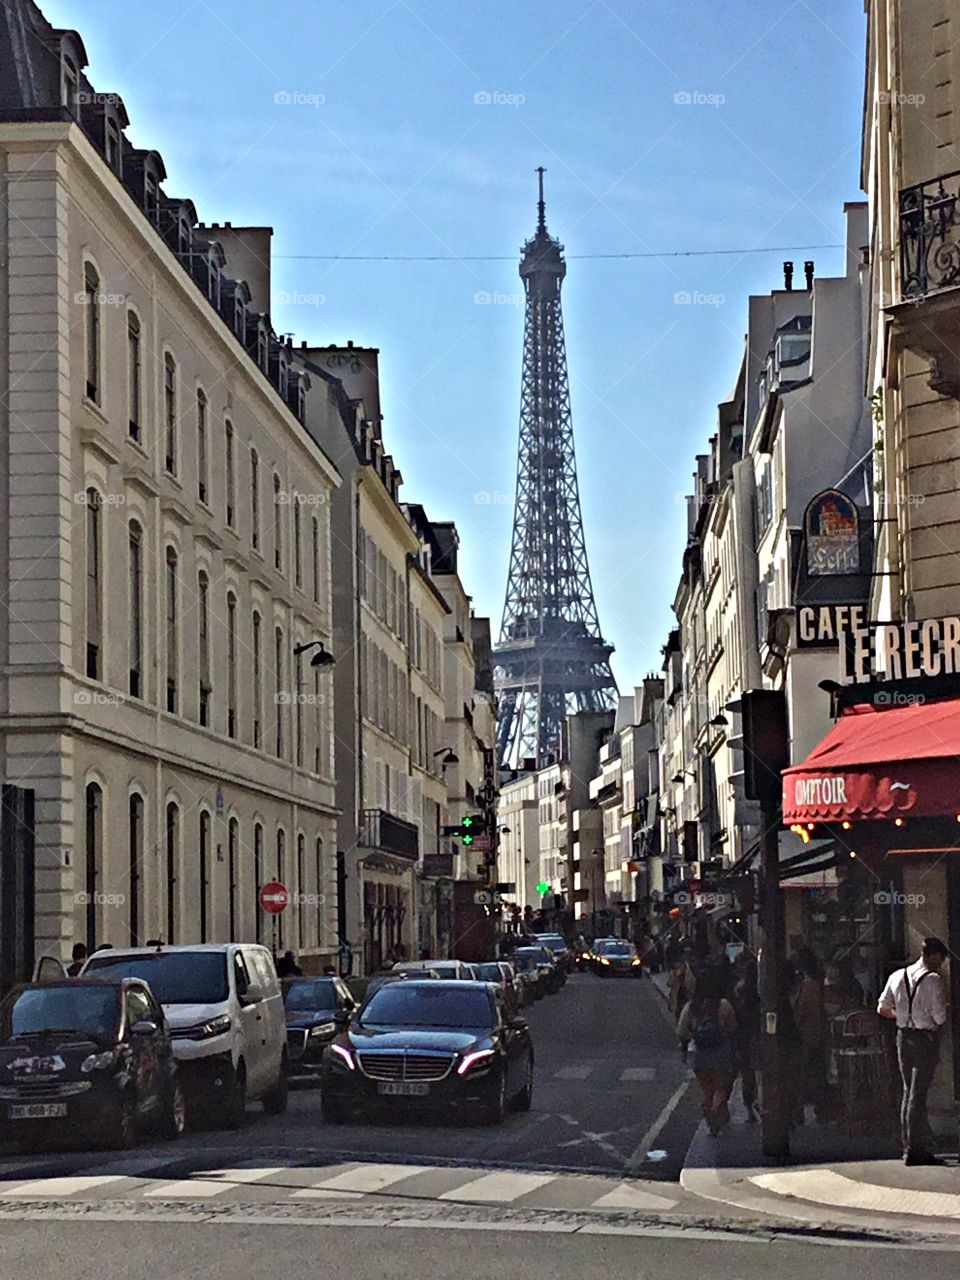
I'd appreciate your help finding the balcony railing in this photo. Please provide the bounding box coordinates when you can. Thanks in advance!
[900,170,960,298]
[361,809,419,861]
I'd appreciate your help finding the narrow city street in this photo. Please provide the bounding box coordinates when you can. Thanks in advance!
[0,975,704,1217]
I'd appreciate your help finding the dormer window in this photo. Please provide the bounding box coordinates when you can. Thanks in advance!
[257,327,268,373]
[208,255,220,307]
[61,57,79,114]
[105,119,122,175]
[278,356,288,400]
[297,381,307,424]
[234,296,246,337]
[177,219,190,259]
[144,174,159,224]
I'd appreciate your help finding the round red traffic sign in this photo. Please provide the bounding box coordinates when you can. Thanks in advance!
[259,881,289,914]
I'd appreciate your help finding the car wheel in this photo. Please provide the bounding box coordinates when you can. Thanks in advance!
[515,1055,534,1112]
[223,1061,247,1129]
[104,1095,137,1151]
[161,1075,187,1140]
[483,1069,507,1126]
[321,1093,351,1124]
[262,1053,289,1115]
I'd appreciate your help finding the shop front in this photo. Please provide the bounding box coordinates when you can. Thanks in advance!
[784,695,960,1124]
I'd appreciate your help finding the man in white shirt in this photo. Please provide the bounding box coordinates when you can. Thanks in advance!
[878,936,949,1165]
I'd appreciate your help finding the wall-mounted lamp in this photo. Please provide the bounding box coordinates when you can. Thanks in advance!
[294,639,336,668]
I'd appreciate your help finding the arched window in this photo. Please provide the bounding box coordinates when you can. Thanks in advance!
[254,822,264,944]
[199,811,211,943]
[128,520,143,698]
[225,420,235,528]
[257,326,268,373]
[252,610,262,749]
[295,647,304,769]
[250,449,261,550]
[278,355,288,400]
[196,389,208,503]
[315,836,324,949]
[227,592,238,739]
[163,353,177,475]
[273,473,283,571]
[165,547,178,712]
[85,488,101,680]
[276,829,286,949]
[127,312,141,440]
[228,817,239,941]
[296,833,305,952]
[198,569,211,727]
[84,782,103,951]
[165,801,179,945]
[84,263,100,402]
[275,625,284,757]
[61,56,79,112]
[208,252,220,306]
[293,494,302,589]
[129,792,144,945]
[311,516,320,605]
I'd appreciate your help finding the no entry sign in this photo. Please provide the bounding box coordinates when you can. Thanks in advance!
[259,881,289,914]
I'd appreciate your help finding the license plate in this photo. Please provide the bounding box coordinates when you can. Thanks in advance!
[377,1081,429,1097]
[8,1102,67,1120]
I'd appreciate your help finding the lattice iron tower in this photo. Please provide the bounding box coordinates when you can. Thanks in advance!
[494,170,618,769]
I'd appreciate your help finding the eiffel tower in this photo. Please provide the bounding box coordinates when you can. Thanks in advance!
[494,170,618,769]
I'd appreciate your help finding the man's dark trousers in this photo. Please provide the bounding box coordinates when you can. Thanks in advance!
[897,1028,939,1156]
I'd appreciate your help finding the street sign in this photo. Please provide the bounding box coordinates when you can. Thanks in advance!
[473,890,492,905]
[259,881,288,914]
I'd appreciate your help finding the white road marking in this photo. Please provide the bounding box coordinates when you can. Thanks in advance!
[555,1064,593,1079]
[0,1175,130,1198]
[143,1167,287,1199]
[590,1182,678,1211]
[296,1164,431,1195]
[751,1168,960,1219]
[438,1170,556,1203]
[625,1079,690,1171]
[619,1068,655,1082]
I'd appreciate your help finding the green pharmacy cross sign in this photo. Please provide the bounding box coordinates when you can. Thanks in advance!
[536,881,551,896]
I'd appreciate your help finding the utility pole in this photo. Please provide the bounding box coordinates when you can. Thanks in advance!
[741,689,791,1160]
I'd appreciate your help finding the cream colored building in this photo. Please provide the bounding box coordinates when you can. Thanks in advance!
[0,11,340,968]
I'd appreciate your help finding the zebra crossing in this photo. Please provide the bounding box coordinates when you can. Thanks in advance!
[553,1065,656,1083]
[0,1154,678,1213]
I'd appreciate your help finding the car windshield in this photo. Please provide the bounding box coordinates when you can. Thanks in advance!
[476,964,502,981]
[284,980,336,1013]
[600,943,633,956]
[512,952,543,971]
[0,986,120,1043]
[83,951,229,1004]
[538,937,567,952]
[360,985,493,1029]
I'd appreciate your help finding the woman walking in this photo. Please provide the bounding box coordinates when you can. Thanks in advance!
[678,967,738,1136]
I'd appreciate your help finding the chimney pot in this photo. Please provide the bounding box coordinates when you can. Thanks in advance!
[804,259,814,289]
[783,260,794,291]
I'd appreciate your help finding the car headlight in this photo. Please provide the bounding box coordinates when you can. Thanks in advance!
[309,1022,335,1039]
[81,1048,118,1073]
[190,1014,232,1040]
[328,1043,355,1070]
[457,1048,495,1076]
[600,957,611,966]
[632,957,642,966]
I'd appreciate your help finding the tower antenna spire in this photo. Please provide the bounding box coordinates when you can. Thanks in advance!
[536,166,546,233]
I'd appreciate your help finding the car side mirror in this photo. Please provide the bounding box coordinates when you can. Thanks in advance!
[131,1019,159,1037]
[240,982,264,1005]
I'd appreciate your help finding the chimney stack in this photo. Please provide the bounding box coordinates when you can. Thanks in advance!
[804,260,814,290]
[783,261,794,291]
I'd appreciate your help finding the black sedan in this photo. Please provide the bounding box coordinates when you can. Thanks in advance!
[320,980,533,1126]
[592,939,643,976]
[284,977,358,1079]
[511,946,561,997]
[0,978,185,1150]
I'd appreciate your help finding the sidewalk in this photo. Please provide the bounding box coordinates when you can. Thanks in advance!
[648,969,960,1236]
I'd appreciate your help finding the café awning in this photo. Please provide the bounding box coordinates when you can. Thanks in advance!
[782,698,960,824]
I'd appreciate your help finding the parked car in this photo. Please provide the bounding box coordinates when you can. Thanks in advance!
[474,961,523,1012]
[364,969,441,1000]
[510,946,560,997]
[320,980,533,1125]
[80,944,288,1127]
[284,977,358,1081]
[592,939,643,977]
[0,977,185,1150]
[391,960,477,981]
[531,934,572,974]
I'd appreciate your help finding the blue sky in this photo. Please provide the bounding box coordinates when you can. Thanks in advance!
[54,0,867,687]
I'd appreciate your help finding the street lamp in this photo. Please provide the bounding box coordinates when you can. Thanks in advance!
[432,747,459,766]
[293,639,336,668]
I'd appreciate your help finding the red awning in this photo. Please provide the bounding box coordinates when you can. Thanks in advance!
[782,698,960,824]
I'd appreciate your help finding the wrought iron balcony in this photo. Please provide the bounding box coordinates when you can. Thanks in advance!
[900,170,960,298]
[893,171,960,396]
[361,809,419,862]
